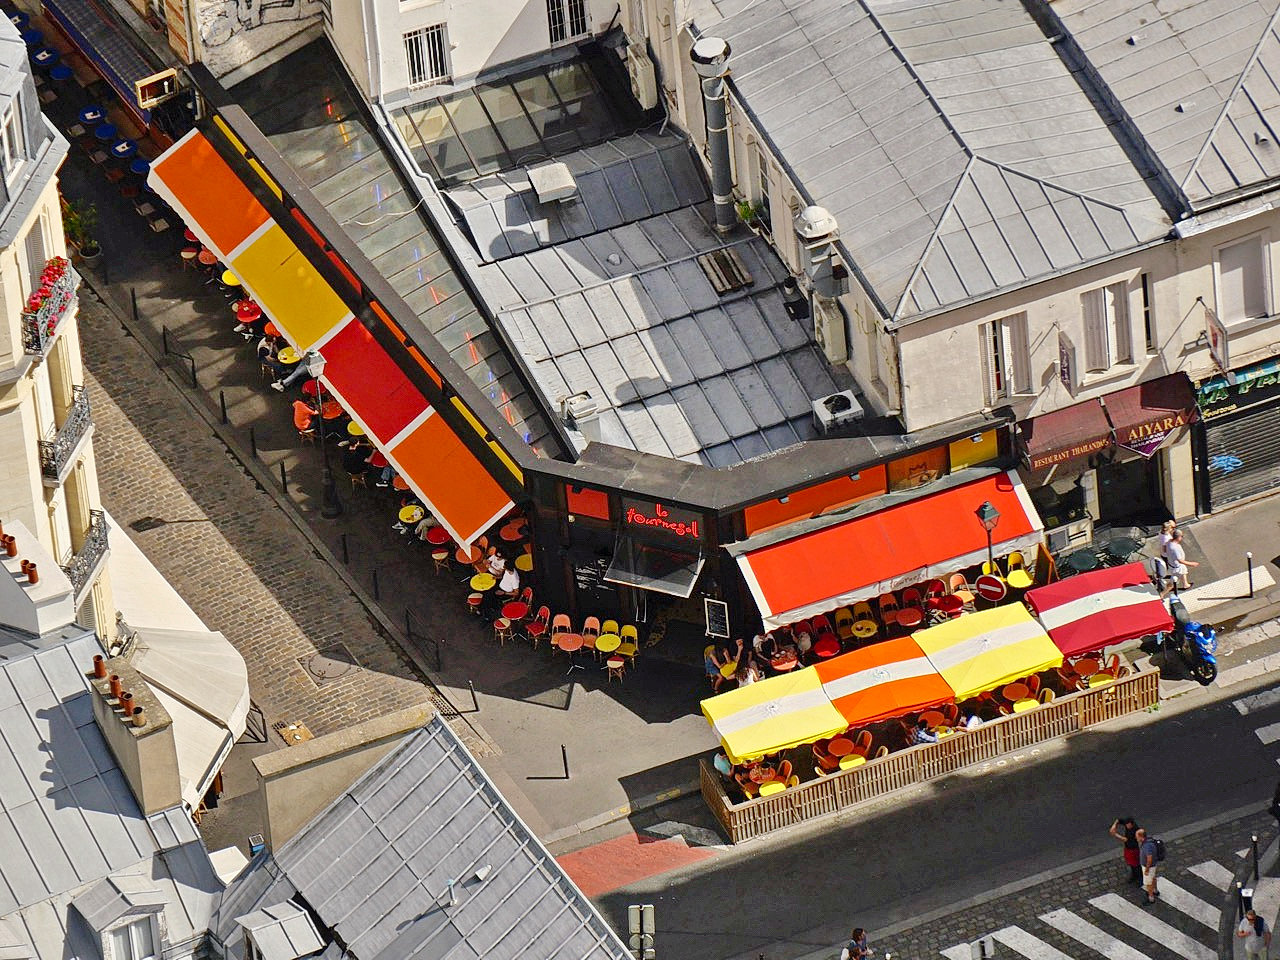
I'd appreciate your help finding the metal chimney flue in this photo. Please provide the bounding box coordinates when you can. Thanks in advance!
[691,37,735,235]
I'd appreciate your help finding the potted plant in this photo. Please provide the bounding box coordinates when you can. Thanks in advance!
[736,198,761,229]
[63,199,100,266]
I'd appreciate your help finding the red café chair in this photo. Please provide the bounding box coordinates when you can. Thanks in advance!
[811,614,834,637]
[878,594,900,625]
[901,587,923,610]
[519,585,534,608]
[1025,674,1041,696]
[925,579,947,600]
[525,605,550,648]
[851,729,873,758]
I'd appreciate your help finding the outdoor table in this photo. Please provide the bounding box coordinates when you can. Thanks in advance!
[920,710,945,728]
[557,633,586,674]
[720,661,737,679]
[1073,657,1100,678]
[425,525,451,546]
[499,523,524,542]
[130,158,150,176]
[1088,673,1114,688]
[320,400,344,420]
[1062,550,1100,573]
[838,754,866,769]
[758,779,786,796]
[94,122,117,141]
[1013,697,1039,713]
[180,247,198,264]
[852,619,878,639]
[183,227,199,243]
[813,635,841,658]
[49,64,71,81]
[770,653,798,672]
[827,737,854,757]
[501,601,529,621]
[20,29,42,46]
[470,573,496,592]
[277,347,300,365]
[346,421,364,437]
[111,139,136,159]
[1103,537,1143,562]
[197,248,218,266]
[31,47,57,67]
[1002,682,1029,703]
[398,505,424,525]
[595,633,621,654]
[514,553,533,572]
[454,546,480,566]
[9,12,29,29]
[748,765,777,784]
[262,321,279,336]
[895,607,924,630]
[220,269,240,287]
[934,594,965,616]
[974,574,1007,603]
[391,476,409,491]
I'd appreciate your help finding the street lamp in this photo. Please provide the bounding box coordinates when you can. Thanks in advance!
[303,351,344,519]
[975,500,1000,571]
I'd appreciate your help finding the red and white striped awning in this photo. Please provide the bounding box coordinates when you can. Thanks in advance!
[1024,562,1172,659]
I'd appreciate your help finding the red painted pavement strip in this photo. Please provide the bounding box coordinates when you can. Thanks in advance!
[557,832,717,898]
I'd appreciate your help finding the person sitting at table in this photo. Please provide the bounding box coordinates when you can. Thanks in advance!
[960,707,983,731]
[496,564,520,598]
[910,717,939,745]
[342,437,372,476]
[366,449,393,487]
[704,644,732,693]
[736,656,763,687]
[292,398,319,434]
[487,550,507,578]
[752,632,778,659]
[794,625,813,655]
[713,750,733,780]
[257,334,285,378]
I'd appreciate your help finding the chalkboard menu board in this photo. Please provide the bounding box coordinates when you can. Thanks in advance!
[704,598,729,638]
[572,554,617,606]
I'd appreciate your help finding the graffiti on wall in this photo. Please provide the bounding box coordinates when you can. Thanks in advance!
[197,0,322,76]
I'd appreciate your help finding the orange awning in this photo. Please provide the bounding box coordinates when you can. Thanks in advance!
[734,471,1043,629]
[147,130,512,546]
[813,637,955,727]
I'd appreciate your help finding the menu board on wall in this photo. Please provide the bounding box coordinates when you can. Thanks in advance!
[704,599,730,638]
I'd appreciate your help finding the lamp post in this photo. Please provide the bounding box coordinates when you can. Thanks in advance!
[303,351,344,519]
[975,500,1000,571]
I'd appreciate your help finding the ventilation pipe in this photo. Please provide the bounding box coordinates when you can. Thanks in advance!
[691,37,736,235]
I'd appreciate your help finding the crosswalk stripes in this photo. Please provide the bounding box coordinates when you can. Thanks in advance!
[1253,721,1280,745]
[941,858,1233,960]
[1233,687,1280,716]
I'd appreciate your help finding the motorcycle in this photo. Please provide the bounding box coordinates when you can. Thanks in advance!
[1163,593,1218,685]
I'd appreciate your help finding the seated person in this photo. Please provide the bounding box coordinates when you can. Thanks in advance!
[910,717,939,745]
[752,632,778,659]
[487,551,507,577]
[366,449,392,487]
[794,626,813,654]
[960,707,983,730]
[292,398,319,433]
[712,750,733,779]
[495,564,520,598]
[342,438,372,477]
[735,657,763,687]
[256,335,285,377]
[704,644,732,693]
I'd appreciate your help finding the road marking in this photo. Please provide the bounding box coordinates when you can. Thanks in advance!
[1040,908,1153,960]
[1233,687,1280,716]
[1255,722,1280,745]
[1189,860,1235,891]
[1156,880,1219,928]
[940,946,972,960]
[1089,893,1215,960]
[1179,567,1276,614]
[993,926,1075,960]
[1239,848,1252,858]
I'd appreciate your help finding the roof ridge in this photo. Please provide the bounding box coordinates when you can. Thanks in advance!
[975,155,1141,214]
[1182,0,1280,192]
[891,154,977,321]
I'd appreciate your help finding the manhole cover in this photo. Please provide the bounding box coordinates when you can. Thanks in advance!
[299,644,361,687]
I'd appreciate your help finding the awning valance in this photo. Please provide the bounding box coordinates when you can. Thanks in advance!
[1024,562,1172,658]
[147,130,512,547]
[813,637,954,727]
[913,605,1063,701]
[1018,399,1112,471]
[735,471,1043,629]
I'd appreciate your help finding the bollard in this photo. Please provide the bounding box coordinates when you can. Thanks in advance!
[1248,552,1255,598]
[219,390,228,424]
[162,326,169,355]
[1253,833,1261,880]
[468,680,479,713]
[249,426,257,459]
[372,569,380,600]
[1239,880,1246,920]
[279,461,287,493]
[130,287,138,323]
[341,533,349,565]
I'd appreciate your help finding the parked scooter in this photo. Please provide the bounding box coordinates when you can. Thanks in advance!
[1164,593,1218,685]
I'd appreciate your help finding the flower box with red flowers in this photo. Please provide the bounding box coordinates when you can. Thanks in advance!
[20,256,77,355]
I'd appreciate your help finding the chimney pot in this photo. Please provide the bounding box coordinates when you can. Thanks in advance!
[25,563,37,585]
[20,559,29,573]
[119,692,134,717]
[131,706,146,728]
[109,674,123,700]
[3,536,16,557]
[93,655,107,679]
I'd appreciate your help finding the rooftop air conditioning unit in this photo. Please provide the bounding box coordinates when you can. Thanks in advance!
[812,390,863,434]
[626,37,659,110]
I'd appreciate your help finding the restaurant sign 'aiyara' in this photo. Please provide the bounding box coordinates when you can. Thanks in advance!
[1115,409,1190,458]
[621,496,703,541]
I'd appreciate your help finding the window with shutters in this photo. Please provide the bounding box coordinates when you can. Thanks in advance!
[22,216,45,296]
[547,0,589,43]
[1080,282,1132,373]
[404,25,449,88]
[980,313,1030,404]
[1215,234,1270,324]
[0,102,24,183]
[754,149,772,235]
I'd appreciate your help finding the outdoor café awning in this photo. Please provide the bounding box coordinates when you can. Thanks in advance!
[1102,374,1197,458]
[1018,398,1113,472]
[1025,562,1172,659]
[146,130,512,547]
[814,637,955,727]
[734,471,1044,629]
[701,668,848,765]
[913,605,1063,701]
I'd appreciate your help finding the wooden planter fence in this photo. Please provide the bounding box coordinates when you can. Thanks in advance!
[700,668,1159,844]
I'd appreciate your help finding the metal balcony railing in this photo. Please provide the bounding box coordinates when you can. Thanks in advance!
[62,509,109,601]
[39,386,92,482]
[21,259,79,356]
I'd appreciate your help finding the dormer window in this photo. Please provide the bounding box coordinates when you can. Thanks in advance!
[109,919,156,960]
[72,875,168,960]
[0,102,23,182]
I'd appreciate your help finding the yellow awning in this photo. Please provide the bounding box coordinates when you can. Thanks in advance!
[913,605,1063,701]
[701,667,847,765]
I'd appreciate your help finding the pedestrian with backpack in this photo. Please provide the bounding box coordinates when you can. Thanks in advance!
[1136,827,1162,905]
[840,928,870,960]
[1238,908,1272,960]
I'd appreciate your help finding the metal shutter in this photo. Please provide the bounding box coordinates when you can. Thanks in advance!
[1204,400,1280,509]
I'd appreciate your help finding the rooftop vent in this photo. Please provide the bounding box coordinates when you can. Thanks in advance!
[527,162,578,204]
[1257,131,1272,146]
[812,390,863,435]
[561,392,601,444]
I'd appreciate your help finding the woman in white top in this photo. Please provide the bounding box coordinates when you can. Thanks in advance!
[1157,519,1176,553]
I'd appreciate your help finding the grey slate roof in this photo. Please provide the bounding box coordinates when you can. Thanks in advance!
[703,0,1169,323]
[457,132,853,466]
[236,902,325,960]
[215,718,631,960]
[1053,0,1280,207]
[72,876,167,931]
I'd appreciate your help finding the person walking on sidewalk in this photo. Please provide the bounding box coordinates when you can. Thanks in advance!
[1109,816,1142,885]
[840,928,870,960]
[1163,530,1198,590]
[1137,828,1159,904]
[1238,909,1271,960]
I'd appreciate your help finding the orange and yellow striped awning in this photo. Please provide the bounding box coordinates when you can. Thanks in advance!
[148,130,513,546]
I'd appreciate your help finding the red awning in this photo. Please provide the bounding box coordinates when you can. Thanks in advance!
[1102,373,1197,458]
[1018,399,1112,471]
[735,471,1044,629]
[1024,562,1172,658]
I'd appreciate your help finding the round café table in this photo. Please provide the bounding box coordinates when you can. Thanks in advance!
[852,619,878,639]
[470,573,496,592]
[32,47,57,67]
[183,227,198,243]
[501,601,529,622]
[1073,657,1100,678]
[111,139,136,159]
[1013,698,1039,713]
[454,544,480,564]
[277,346,300,365]
[94,122,117,141]
[828,737,854,757]
[499,524,524,542]
[391,475,409,492]
[1088,673,1115,688]
[347,421,364,437]
[322,401,347,422]
[197,248,218,266]
[514,553,533,572]
[237,302,263,324]
[220,269,240,287]
[398,505,424,525]
[770,653,799,672]
[838,754,866,770]
[557,633,585,674]
[50,64,72,81]
[813,635,841,658]
[920,710,946,728]
[595,633,621,654]
[974,574,1007,603]
[895,607,924,630]
[301,379,327,400]
[130,158,150,176]
[261,320,279,336]
[934,594,965,617]
[425,525,451,546]
[1062,550,1100,573]
[1002,682,1029,703]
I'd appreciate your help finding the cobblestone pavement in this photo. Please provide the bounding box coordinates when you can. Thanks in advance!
[79,290,435,737]
[866,810,1277,960]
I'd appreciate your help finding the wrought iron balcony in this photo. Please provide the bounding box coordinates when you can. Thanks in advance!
[62,509,109,602]
[21,259,79,356]
[39,385,92,484]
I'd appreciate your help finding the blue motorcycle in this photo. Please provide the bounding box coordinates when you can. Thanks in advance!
[1166,594,1218,685]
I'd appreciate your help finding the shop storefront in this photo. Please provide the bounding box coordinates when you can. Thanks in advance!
[1016,373,1197,544]
[1194,358,1280,512]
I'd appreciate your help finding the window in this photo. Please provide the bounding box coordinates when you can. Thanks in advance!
[1141,272,1156,354]
[23,217,45,296]
[1216,234,1270,323]
[404,25,449,88]
[1081,282,1132,372]
[0,103,24,181]
[547,0,589,43]
[109,921,155,960]
[980,313,1030,403]
[755,149,772,234]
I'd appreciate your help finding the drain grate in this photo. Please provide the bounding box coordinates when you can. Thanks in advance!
[299,644,361,687]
